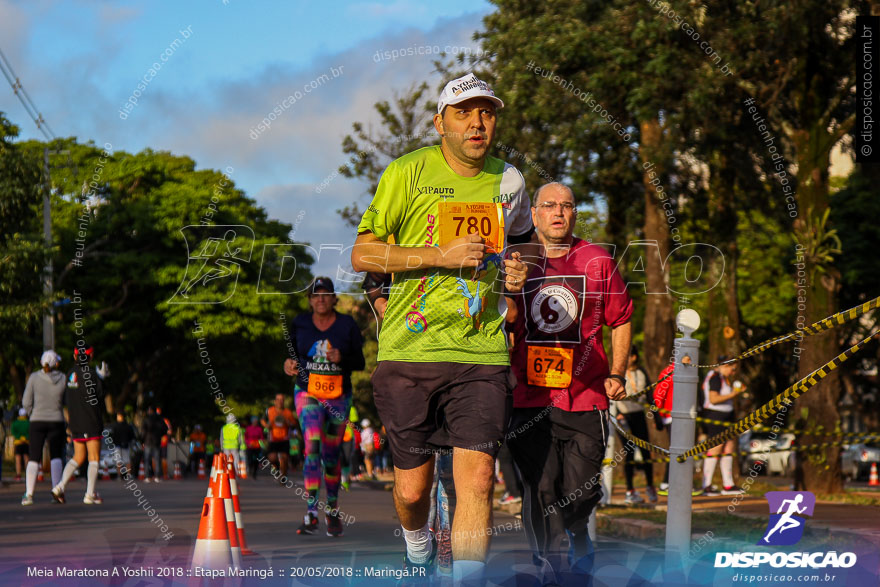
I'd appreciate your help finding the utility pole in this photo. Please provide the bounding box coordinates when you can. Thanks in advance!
[42,147,54,351]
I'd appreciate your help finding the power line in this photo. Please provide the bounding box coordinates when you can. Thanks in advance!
[0,46,55,141]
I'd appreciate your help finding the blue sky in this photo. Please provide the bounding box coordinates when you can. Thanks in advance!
[0,0,494,276]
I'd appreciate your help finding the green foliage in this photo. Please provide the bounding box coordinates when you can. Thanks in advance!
[0,113,49,401]
[2,132,314,428]
[337,83,437,227]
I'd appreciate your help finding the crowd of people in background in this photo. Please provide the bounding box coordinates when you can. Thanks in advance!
[5,343,388,503]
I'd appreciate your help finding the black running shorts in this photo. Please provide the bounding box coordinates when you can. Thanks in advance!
[372,361,514,470]
[28,421,66,462]
[701,408,736,438]
[268,441,289,455]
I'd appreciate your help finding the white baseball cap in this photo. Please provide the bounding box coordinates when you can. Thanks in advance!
[40,350,61,368]
[437,73,504,114]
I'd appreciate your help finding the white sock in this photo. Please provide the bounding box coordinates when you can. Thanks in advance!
[452,560,485,584]
[720,455,734,488]
[50,458,63,487]
[703,456,718,488]
[402,523,432,564]
[86,461,99,496]
[26,461,39,496]
[57,459,79,491]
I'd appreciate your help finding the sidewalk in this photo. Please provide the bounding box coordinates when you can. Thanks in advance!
[596,483,880,547]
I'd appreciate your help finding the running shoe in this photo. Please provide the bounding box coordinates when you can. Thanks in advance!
[152,477,161,483]
[297,512,319,535]
[699,485,720,496]
[83,493,103,505]
[402,535,437,581]
[624,490,645,505]
[21,493,33,506]
[326,511,344,537]
[14,475,21,482]
[721,485,745,496]
[645,486,658,503]
[498,492,522,505]
[51,486,66,504]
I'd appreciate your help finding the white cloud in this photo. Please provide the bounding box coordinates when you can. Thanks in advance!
[256,181,365,279]
[5,9,489,278]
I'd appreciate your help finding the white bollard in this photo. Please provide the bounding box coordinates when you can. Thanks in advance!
[665,309,701,569]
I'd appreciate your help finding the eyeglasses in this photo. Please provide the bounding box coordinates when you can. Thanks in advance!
[535,202,575,212]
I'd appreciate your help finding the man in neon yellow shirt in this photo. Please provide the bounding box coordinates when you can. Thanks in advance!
[352,72,532,583]
[220,413,244,465]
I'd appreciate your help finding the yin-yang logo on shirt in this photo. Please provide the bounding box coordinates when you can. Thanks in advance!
[530,285,578,334]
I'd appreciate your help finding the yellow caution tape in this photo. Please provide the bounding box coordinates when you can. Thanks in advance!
[697,295,880,369]
[677,329,880,462]
[642,401,850,436]
[602,433,880,467]
[609,412,669,455]
[621,368,673,400]
[689,434,880,461]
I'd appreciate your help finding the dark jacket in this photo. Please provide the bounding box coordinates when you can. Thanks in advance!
[110,420,136,448]
[141,413,168,448]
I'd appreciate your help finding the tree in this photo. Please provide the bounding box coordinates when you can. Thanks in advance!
[10,137,314,428]
[0,113,48,401]
[727,1,868,493]
[337,83,437,227]
[477,0,709,378]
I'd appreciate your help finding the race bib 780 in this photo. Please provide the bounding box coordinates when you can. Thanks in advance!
[437,202,504,253]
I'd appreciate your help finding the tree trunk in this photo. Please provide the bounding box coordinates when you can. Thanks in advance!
[639,118,674,379]
[706,152,741,362]
[791,128,843,494]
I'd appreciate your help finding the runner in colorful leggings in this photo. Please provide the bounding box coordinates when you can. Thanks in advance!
[283,277,366,537]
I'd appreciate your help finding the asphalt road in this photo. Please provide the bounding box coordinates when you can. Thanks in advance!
[0,473,678,586]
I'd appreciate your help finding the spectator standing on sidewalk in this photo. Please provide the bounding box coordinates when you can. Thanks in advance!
[699,358,748,495]
[612,346,657,504]
[141,406,166,483]
[109,412,136,479]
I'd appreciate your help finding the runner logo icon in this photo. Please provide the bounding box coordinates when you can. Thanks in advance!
[759,491,815,546]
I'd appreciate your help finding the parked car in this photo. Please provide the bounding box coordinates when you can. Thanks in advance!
[765,433,795,476]
[841,443,880,481]
[739,431,777,475]
[98,426,143,478]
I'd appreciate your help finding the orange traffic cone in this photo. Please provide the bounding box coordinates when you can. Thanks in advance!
[206,454,224,497]
[238,458,247,480]
[190,495,232,570]
[213,456,242,569]
[870,463,879,487]
[138,461,145,480]
[37,468,44,482]
[173,462,183,480]
[102,463,111,481]
[226,454,255,555]
[197,459,206,480]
